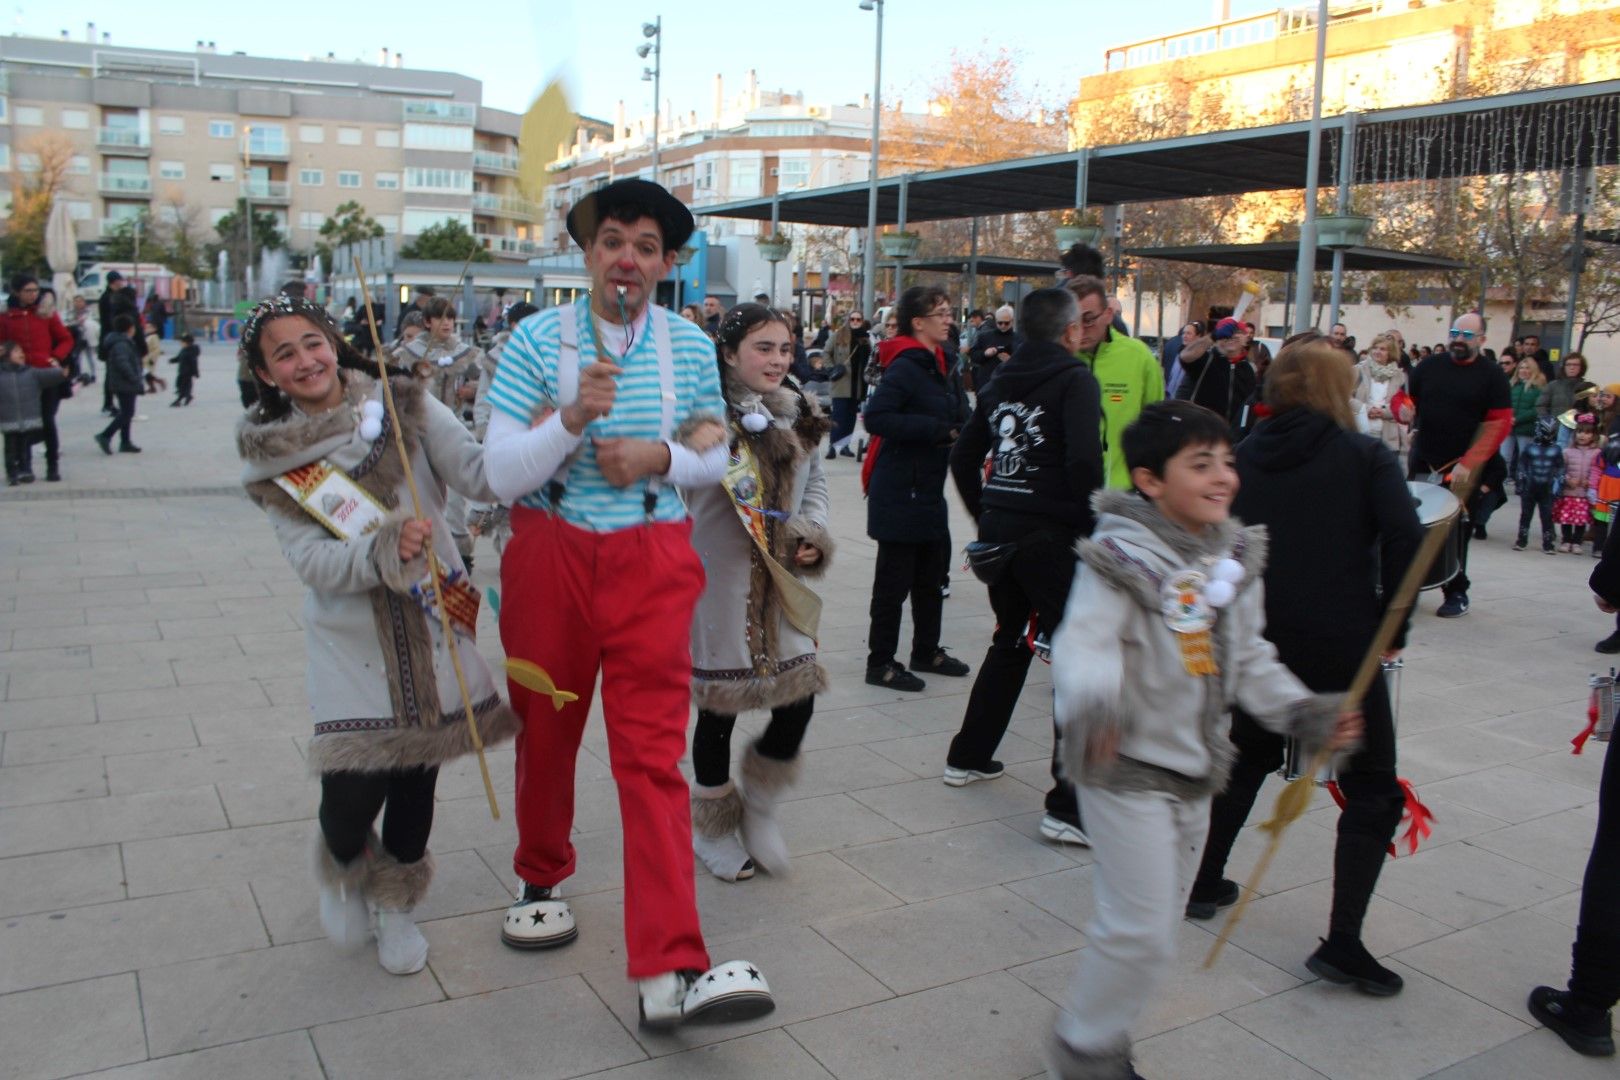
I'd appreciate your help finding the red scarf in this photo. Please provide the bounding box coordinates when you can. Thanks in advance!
[861,336,948,495]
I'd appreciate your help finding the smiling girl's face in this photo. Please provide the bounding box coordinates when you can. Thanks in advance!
[726,319,793,396]
[257,316,344,412]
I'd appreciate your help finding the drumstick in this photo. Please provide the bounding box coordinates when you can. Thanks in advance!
[1204,421,1502,968]
[354,256,501,822]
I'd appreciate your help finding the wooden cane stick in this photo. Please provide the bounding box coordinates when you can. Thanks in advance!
[354,257,500,821]
[1204,425,1500,967]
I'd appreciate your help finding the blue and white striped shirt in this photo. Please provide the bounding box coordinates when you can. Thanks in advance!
[485,297,725,532]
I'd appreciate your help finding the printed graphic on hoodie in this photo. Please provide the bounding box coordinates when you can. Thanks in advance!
[987,401,1046,494]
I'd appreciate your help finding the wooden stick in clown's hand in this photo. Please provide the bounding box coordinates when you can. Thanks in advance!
[354,255,501,821]
[1204,415,1509,967]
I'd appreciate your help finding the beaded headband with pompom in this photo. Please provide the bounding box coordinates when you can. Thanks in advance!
[238,295,344,366]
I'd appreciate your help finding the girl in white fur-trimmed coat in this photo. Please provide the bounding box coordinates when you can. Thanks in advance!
[235,296,519,976]
[684,304,834,882]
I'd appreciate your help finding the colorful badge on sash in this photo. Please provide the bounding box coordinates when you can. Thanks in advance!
[1159,557,1244,676]
[411,564,480,640]
[273,460,389,539]
[722,439,823,640]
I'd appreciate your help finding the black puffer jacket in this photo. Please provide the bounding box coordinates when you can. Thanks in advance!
[864,338,970,543]
[969,324,1021,389]
[100,332,145,396]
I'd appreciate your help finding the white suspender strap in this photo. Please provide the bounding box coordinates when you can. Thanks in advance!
[546,303,583,506]
[643,304,678,521]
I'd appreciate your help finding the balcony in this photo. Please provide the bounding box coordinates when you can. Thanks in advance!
[472,192,539,220]
[475,232,537,258]
[98,173,152,197]
[473,149,521,174]
[96,127,150,153]
[240,179,291,202]
[402,99,476,125]
[244,136,290,161]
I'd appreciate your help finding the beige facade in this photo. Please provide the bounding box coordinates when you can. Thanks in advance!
[0,36,536,261]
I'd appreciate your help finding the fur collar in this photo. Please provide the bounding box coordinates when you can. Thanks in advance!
[1080,489,1267,611]
[724,369,832,461]
[236,373,424,479]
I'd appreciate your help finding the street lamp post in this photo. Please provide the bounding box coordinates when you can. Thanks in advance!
[242,125,255,299]
[859,0,883,320]
[637,18,662,180]
[1291,0,1330,333]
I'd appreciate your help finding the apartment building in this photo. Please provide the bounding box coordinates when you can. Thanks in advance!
[0,34,539,262]
[1074,0,1620,142]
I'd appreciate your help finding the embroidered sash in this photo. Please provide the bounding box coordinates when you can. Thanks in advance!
[723,439,822,640]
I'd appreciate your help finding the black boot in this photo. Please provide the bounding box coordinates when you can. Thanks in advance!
[1513,530,1528,551]
[1598,630,1620,654]
[1306,933,1403,996]
[1528,986,1615,1056]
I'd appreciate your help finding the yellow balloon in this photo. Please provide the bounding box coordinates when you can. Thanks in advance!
[518,79,577,205]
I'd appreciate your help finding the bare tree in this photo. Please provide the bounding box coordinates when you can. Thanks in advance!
[0,133,79,275]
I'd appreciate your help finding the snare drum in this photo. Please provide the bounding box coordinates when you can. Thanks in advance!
[1409,481,1463,590]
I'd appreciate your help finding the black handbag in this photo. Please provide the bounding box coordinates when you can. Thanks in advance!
[963,540,1018,584]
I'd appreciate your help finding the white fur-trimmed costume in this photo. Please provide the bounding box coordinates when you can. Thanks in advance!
[237,372,519,773]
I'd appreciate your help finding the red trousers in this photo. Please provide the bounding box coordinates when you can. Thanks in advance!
[500,508,710,978]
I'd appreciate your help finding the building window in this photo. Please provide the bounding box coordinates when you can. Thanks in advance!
[69,155,91,175]
[65,200,92,221]
[338,171,362,188]
[404,167,472,193]
[61,109,89,130]
[778,158,811,190]
[0,145,10,171]
[375,213,399,234]
[403,123,473,152]
[298,211,324,230]
[17,153,40,173]
[298,168,323,186]
[209,163,236,182]
[375,171,400,190]
[15,106,43,126]
[159,160,185,180]
[403,208,471,234]
[729,158,761,198]
[209,119,235,139]
[299,124,324,143]
[338,127,362,146]
[158,115,185,136]
[375,128,400,148]
[209,207,231,226]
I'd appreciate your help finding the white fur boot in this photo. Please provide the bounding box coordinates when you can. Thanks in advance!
[365,848,434,975]
[691,782,755,882]
[315,833,372,953]
[739,745,800,877]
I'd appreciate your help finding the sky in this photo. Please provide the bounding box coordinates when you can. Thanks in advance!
[9,0,1276,120]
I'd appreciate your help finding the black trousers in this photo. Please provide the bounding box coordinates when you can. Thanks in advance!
[174,374,194,402]
[830,397,857,448]
[1196,664,1402,939]
[1518,486,1555,542]
[23,383,61,468]
[1411,461,1474,599]
[691,696,815,788]
[867,539,949,669]
[1570,736,1619,1010]
[99,392,137,448]
[319,765,439,865]
[947,518,1079,822]
[3,432,29,477]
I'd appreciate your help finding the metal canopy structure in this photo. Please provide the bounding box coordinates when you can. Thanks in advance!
[881,255,1058,277]
[701,80,1620,227]
[1124,243,1466,274]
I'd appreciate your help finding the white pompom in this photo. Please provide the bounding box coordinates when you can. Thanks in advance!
[359,417,383,441]
[361,399,385,420]
[1205,579,1236,608]
[436,355,454,366]
[1211,558,1244,584]
[740,411,769,433]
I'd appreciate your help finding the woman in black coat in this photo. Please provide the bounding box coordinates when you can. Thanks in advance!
[862,284,971,692]
[1187,333,1424,996]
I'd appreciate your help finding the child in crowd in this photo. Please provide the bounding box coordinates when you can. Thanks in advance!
[799,348,836,414]
[1556,417,1603,553]
[95,314,144,455]
[169,332,200,406]
[234,295,518,976]
[1516,417,1564,555]
[0,340,66,484]
[1043,399,1359,1080]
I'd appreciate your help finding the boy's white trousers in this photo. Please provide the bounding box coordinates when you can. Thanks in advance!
[1054,783,1212,1054]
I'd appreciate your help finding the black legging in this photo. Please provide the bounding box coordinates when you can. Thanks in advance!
[319,765,439,864]
[27,382,62,467]
[1196,665,1403,939]
[692,696,814,789]
[1570,736,1619,1009]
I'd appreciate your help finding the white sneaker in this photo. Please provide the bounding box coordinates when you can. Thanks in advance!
[942,761,1004,787]
[637,970,696,1030]
[501,881,578,949]
[1039,814,1091,846]
[318,877,371,952]
[375,909,428,975]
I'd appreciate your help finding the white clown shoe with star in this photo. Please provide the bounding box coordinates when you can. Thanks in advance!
[636,960,774,1030]
[500,881,577,949]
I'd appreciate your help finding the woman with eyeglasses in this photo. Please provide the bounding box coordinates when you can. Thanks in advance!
[1541,352,1597,449]
[825,310,870,458]
[860,284,972,692]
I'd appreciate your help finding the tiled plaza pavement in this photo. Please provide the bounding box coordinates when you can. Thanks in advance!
[0,341,1611,1079]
